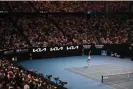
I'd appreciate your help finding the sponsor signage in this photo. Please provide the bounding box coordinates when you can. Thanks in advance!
[33,48,47,52]
[95,45,104,49]
[66,46,79,50]
[4,50,14,54]
[0,45,130,59]
[83,45,91,49]
[50,47,63,51]
[32,46,79,52]
[16,49,28,53]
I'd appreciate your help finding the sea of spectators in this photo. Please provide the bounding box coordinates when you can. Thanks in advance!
[17,16,70,47]
[0,1,132,12]
[0,1,132,49]
[106,1,131,12]
[0,2,133,89]
[0,14,133,49]
[122,18,133,44]
[50,16,96,45]
[90,15,129,44]
[31,1,105,12]
[0,17,29,49]
[8,2,35,12]
[17,15,97,47]
[0,59,66,89]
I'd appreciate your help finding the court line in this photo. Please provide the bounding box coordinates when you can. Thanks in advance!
[73,69,130,89]
[66,66,131,75]
[84,63,133,75]
[106,82,129,89]
[65,64,132,89]
[86,69,130,75]
[66,68,102,81]
[106,63,133,72]
[65,64,133,79]
[105,70,130,89]
[67,67,131,89]
[96,64,133,89]
[68,68,117,89]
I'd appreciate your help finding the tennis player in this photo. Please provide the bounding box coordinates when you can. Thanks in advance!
[87,50,91,65]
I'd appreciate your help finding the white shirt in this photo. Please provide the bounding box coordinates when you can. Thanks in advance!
[88,56,91,59]
[24,84,30,89]
[0,84,3,88]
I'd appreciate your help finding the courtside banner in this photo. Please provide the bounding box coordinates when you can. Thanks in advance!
[4,49,14,55]
[95,45,104,49]
[1,44,130,59]
[2,44,129,53]
[16,48,29,53]
[32,45,80,53]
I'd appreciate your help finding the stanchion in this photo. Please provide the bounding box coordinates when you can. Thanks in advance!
[101,75,103,83]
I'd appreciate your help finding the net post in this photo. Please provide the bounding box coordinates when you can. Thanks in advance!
[101,75,103,83]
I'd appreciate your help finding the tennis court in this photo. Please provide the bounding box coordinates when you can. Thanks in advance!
[65,64,133,89]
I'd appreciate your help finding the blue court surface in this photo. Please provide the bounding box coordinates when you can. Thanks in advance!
[18,56,133,89]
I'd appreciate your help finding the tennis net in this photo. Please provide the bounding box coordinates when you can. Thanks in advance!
[101,72,133,84]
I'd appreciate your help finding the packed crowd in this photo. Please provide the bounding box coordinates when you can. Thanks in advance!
[0,59,66,89]
[31,1,105,12]
[8,2,35,12]
[0,17,29,49]
[122,18,133,44]
[90,15,129,44]
[0,14,133,49]
[50,16,96,44]
[17,15,97,47]
[0,1,132,49]
[0,1,131,12]
[17,16,70,47]
[106,2,131,12]
[32,1,131,12]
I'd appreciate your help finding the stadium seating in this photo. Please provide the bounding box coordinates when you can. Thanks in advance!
[0,1,133,89]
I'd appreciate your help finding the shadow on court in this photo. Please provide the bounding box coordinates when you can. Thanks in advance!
[65,64,133,89]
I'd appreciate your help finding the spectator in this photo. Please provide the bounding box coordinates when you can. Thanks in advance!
[24,81,30,89]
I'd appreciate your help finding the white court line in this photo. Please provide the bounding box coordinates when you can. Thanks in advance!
[71,68,100,80]
[82,69,128,89]
[107,82,129,89]
[106,63,133,72]
[87,82,118,89]
[71,66,131,89]
[77,65,131,74]
[101,64,133,89]
[66,64,132,89]
[85,68,129,74]
[105,71,129,89]
[66,64,133,77]
[86,63,133,75]
[70,69,117,89]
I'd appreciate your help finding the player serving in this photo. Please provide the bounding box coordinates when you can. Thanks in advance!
[87,50,91,66]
